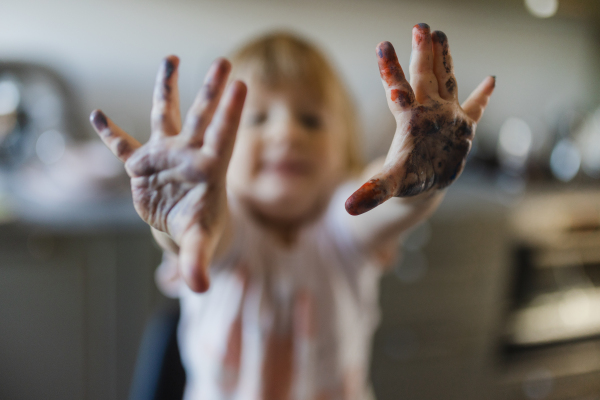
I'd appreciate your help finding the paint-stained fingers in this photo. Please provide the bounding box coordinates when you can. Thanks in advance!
[462,76,496,123]
[376,41,415,112]
[180,58,232,147]
[409,23,438,101]
[179,224,211,293]
[432,31,457,101]
[90,109,141,162]
[151,55,182,137]
[202,81,247,170]
[345,174,395,215]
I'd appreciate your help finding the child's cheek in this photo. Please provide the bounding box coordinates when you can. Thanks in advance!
[307,137,342,195]
[326,128,347,177]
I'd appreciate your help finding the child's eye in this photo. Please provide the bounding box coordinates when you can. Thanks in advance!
[248,112,267,126]
[299,113,322,130]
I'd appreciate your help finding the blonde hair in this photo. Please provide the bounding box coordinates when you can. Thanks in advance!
[229,31,364,176]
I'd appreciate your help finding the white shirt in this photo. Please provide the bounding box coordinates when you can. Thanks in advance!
[175,184,382,400]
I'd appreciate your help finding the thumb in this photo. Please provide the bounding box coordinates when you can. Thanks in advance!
[345,174,395,215]
[179,224,211,293]
[461,76,495,123]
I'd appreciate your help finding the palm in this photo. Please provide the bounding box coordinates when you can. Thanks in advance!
[90,56,246,291]
[346,24,495,215]
[126,138,222,241]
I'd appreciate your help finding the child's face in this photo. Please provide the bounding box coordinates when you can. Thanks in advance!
[227,77,346,223]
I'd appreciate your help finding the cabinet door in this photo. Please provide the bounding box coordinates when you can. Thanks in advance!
[0,226,163,400]
[0,229,85,400]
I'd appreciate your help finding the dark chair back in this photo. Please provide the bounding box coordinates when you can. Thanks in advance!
[129,303,186,400]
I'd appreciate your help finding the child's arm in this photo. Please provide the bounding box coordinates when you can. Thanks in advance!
[345,24,494,256]
[90,57,247,293]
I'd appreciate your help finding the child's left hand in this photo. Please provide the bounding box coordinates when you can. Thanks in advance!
[345,23,495,215]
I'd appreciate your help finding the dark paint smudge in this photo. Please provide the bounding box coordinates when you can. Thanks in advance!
[116,139,132,158]
[432,30,447,46]
[413,23,431,46]
[455,120,473,138]
[442,49,451,74]
[347,105,474,210]
[91,111,108,132]
[394,108,473,197]
[203,82,217,101]
[391,89,415,108]
[432,31,451,74]
[162,59,177,96]
[164,59,176,79]
[445,78,456,94]
[377,41,405,86]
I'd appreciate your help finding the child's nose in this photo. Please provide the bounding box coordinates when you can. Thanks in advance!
[268,114,304,145]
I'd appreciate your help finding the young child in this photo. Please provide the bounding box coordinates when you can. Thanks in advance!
[90,24,494,400]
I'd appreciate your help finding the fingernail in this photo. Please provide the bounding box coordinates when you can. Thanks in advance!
[204,59,229,85]
[90,110,108,131]
[377,41,394,59]
[413,24,431,46]
[214,58,230,74]
[232,81,247,100]
[344,179,391,215]
[164,59,176,79]
[432,30,447,45]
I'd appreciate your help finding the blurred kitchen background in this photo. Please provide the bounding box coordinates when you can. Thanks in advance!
[2,0,600,399]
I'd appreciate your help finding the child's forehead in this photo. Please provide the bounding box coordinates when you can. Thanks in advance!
[235,64,328,103]
[244,74,327,107]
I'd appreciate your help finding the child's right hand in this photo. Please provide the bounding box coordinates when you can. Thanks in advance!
[90,56,247,292]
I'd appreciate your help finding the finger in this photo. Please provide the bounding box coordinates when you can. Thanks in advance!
[151,55,182,137]
[179,224,211,293]
[462,76,496,123]
[409,23,438,102]
[202,80,247,168]
[376,41,415,112]
[90,109,141,162]
[345,174,395,216]
[180,58,232,147]
[432,30,457,101]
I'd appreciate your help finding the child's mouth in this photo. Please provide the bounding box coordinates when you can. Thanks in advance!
[263,160,312,176]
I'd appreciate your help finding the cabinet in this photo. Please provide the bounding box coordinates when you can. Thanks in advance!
[371,185,600,400]
[0,200,163,400]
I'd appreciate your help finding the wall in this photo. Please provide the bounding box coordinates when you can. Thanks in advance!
[0,0,597,160]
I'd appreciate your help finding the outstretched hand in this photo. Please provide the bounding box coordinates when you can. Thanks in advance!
[345,23,495,215]
[90,56,247,292]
